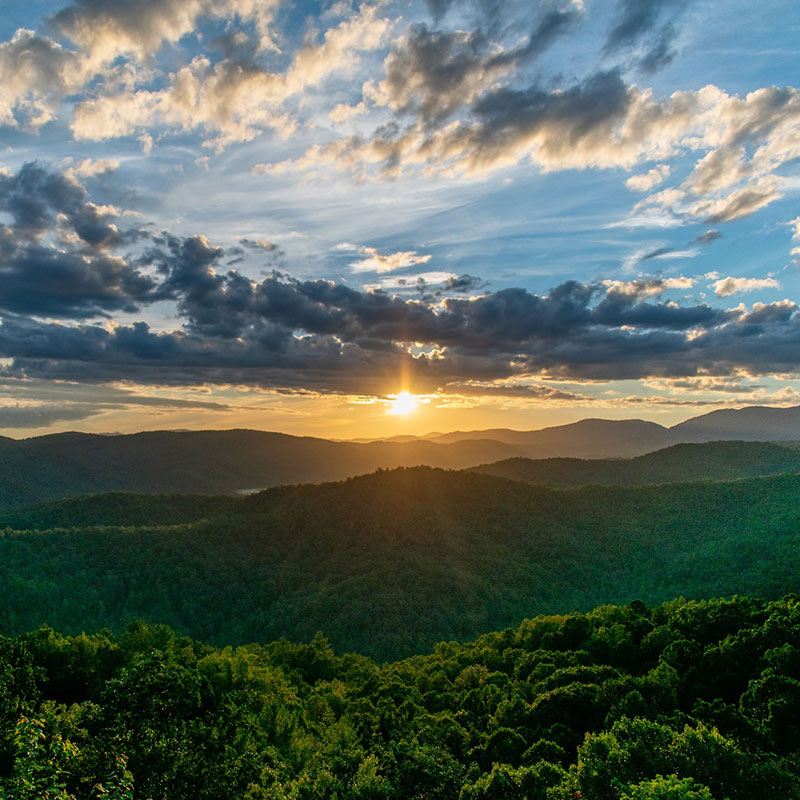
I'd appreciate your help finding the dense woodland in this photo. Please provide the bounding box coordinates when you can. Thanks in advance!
[2,596,800,799]
[2,467,800,660]
[3,439,800,798]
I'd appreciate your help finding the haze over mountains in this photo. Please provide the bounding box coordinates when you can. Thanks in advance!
[471,441,800,488]
[3,404,800,507]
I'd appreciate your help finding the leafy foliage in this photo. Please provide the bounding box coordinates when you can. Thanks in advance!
[2,597,800,799]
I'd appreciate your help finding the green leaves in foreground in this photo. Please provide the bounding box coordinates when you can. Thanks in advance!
[2,595,800,799]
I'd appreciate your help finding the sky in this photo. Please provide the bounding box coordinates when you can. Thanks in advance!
[0,0,799,439]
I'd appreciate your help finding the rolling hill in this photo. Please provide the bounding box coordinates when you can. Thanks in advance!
[471,440,800,487]
[3,466,800,659]
[0,428,522,509]
[3,404,800,508]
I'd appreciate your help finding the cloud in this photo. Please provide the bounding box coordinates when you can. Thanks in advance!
[632,85,800,225]
[604,0,688,73]
[0,162,155,318]
[239,238,279,251]
[0,403,101,428]
[646,375,765,394]
[787,216,800,259]
[442,274,486,293]
[0,379,235,428]
[269,70,695,178]
[70,3,391,149]
[64,157,120,179]
[1,267,799,393]
[0,0,281,130]
[443,380,590,402]
[603,276,694,298]
[348,246,433,273]
[621,245,697,271]
[700,177,785,224]
[712,276,781,297]
[267,66,798,244]
[692,229,721,245]
[366,272,457,291]
[626,164,670,191]
[370,7,579,125]
[3,162,800,396]
[0,29,88,129]
[49,0,280,62]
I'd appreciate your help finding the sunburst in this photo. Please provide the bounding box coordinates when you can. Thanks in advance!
[387,391,419,415]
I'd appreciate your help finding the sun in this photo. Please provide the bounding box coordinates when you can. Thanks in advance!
[388,391,419,416]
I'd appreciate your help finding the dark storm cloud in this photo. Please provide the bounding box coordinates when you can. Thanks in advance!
[0,161,123,246]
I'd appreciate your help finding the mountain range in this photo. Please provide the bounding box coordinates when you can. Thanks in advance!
[2,403,800,508]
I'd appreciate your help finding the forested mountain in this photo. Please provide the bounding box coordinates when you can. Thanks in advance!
[3,406,800,508]
[3,467,800,660]
[472,441,800,487]
[0,429,522,509]
[3,596,800,800]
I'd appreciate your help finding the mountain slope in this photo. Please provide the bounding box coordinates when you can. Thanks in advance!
[0,429,523,509]
[429,418,674,456]
[3,467,800,659]
[472,440,800,487]
[413,404,800,451]
[4,404,800,510]
[671,404,800,441]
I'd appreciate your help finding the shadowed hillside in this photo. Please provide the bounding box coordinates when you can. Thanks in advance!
[0,429,522,509]
[472,441,800,487]
[429,418,674,456]
[3,467,800,660]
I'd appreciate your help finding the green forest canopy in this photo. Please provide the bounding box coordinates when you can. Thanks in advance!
[2,467,800,660]
[2,595,800,799]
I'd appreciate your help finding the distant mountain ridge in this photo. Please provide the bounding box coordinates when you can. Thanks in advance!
[0,428,522,509]
[670,404,800,441]
[2,403,800,508]
[472,440,800,488]
[413,404,800,451]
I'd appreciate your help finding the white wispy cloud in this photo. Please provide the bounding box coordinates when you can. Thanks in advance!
[348,246,432,273]
[712,276,780,297]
